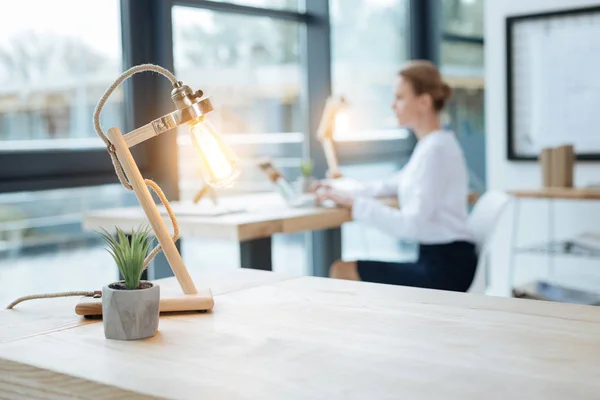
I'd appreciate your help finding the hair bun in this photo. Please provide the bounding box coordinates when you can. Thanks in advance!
[441,82,452,100]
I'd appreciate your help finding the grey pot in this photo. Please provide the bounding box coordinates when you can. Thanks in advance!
[102,281,160,340]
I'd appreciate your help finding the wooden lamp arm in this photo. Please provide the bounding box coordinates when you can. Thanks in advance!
[322,138,341,179]
[317,97,344,178]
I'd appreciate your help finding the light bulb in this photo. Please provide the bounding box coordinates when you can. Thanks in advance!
[333,110,350,139]
[189,117,240,188]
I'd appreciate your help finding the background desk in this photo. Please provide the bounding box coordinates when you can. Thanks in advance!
[84,193,351,277]
[2,269,600,399]
[508,188,600,299]
[84,191,481,278]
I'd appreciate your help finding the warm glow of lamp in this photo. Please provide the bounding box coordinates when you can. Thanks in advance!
[168,81,240,189]
[317,96,348,179]
[189,117,240,188]
[332,109,350,140]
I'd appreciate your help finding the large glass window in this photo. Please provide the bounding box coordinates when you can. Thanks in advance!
[442,42,484,70]
[442,0,484,37]
[0,185,138,305]
[0,0,125,303]
[172,5,303,197]
[441,0,485,193]
[330,0,414,262]
[330,0,409,133]
[0,0,123,148]
[172,4,307,276]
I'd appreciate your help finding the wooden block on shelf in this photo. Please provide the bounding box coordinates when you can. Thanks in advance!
[562,144,574,188]
[540,147,553,188]
[551,146,566,187]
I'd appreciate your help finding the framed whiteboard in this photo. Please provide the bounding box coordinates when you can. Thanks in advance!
[506,6,600,160]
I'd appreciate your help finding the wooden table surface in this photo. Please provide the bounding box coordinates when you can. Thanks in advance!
[2,269,600,399]
[509,187,600,200]
[0,269,295,344]
[84,192,351,241]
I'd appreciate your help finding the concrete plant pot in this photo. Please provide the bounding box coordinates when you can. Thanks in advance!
[102,281,160,340]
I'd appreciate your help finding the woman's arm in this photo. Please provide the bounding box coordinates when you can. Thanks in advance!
[327,171,403,199]
[350,152,443,240]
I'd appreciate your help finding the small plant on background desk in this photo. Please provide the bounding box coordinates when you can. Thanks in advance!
[97,225,160,340]
[297,159,315,193]
[300,159,314,179]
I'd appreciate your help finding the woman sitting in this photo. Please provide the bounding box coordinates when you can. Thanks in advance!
[316,60,477,292]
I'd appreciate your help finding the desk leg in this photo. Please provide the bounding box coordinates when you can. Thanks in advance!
[548,199,555,280]
[240,237,273,271]
[150,239,180,280]
[310,227,342,278]
[508,199,520,295]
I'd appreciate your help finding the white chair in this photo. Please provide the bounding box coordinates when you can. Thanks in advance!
[467,191,512,294]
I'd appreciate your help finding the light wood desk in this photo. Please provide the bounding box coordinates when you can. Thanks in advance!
[509,187,600,200]
[84,193,351,277]
[507,187,600,300]
[2,269,600,399]
[0,268,294,344]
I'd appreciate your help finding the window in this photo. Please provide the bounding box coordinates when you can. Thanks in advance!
[442,0,484,37]
[171,3,308,276]
[0,0,123,147]
[172,5,303,197]
[0,185,139,305]
[330,0,415,262]
[442,42,484,70]
[0,0,126,302]
[440,0,485,192]
[330,0,409,133]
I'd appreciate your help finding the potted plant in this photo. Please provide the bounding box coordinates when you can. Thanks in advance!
[296,159,315,194]
[98,226,160,340]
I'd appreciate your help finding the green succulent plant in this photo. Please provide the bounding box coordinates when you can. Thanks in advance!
[98,226,153,290]
[300,159,314,178]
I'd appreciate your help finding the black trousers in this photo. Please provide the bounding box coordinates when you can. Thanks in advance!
[356,241,478,292]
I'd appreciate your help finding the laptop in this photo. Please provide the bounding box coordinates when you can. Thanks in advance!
[257,160,328,208]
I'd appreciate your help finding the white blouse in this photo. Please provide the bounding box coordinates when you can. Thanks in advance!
[343,130,472,244]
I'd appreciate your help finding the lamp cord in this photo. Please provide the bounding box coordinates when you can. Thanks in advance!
[6,291,102,310]
[6,64,181,310]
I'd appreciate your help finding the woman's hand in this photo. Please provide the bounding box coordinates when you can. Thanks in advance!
[315,186,355,209]
[309,180,331,193]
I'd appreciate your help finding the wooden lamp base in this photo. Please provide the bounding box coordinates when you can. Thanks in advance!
[75,287,214,317]
[73,126,214,318]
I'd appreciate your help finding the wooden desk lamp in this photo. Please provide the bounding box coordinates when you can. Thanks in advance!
[75,64,240,316]
[192,184,219,206]
[317,96,348,179]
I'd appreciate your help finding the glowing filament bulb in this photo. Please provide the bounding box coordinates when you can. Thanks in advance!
[333,110,350,139]
[189,118,240,188]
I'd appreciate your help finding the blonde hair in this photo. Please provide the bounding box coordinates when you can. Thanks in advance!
[398,60,452,112]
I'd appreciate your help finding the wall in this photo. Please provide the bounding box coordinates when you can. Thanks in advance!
[485,0,600,296]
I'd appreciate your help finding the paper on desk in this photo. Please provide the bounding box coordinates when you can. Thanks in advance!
[158,203,245,217]
[570,232,600,251]
[323,177,364,192]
